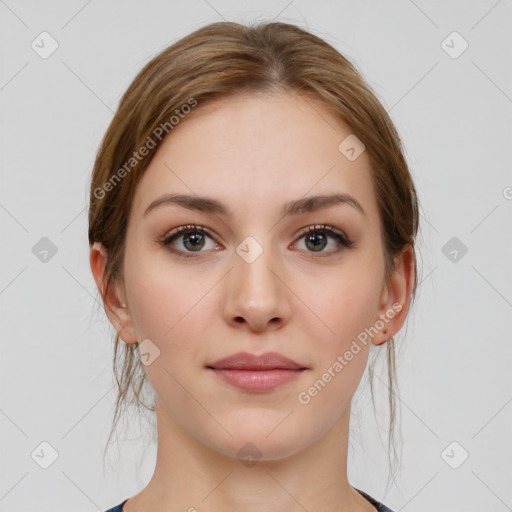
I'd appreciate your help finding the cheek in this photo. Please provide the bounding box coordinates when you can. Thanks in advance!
[296,281,374,422]
[123,248,221,377]
[302,268,381,345]
[294,263,382,408]
[123,256,209,403]
[123,248,195,344]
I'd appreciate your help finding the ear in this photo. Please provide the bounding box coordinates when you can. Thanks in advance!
[372,244,416,346]
[90,241,138,344]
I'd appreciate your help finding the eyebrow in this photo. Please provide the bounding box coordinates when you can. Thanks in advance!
[143,192,366,218]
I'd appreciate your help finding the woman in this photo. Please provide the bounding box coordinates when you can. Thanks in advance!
[89,20,419,512]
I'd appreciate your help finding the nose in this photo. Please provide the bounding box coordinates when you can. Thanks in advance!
[222,245,292,333]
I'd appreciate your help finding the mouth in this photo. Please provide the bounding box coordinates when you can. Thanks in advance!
[206,352,308,392]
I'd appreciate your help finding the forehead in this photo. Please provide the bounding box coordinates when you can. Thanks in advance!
[131,91,380,226]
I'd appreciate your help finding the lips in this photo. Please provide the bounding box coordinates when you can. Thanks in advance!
[206,351,307,371]
[206,352,308,392]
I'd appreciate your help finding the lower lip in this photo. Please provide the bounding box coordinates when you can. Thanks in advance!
[209,368,304,392]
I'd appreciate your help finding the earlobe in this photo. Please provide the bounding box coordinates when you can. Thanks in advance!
[372,245,415,346]
[89,241,138,344]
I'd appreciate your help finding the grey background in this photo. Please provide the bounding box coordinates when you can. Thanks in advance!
[1,1,511,511]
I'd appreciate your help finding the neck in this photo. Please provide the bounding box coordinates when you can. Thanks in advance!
[124,398,375,512]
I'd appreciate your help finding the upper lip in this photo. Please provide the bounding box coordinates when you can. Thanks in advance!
[207,351,307,371]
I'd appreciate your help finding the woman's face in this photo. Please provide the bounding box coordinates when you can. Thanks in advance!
[108,91,402,460]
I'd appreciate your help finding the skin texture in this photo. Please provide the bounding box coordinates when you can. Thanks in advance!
[91,90,414,512]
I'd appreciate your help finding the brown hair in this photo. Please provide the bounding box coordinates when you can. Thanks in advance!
[88,20,420,486]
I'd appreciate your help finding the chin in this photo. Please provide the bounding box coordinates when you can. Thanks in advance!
[200,416,312,463]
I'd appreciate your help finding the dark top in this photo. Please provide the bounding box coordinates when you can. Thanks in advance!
[104,488,394,511]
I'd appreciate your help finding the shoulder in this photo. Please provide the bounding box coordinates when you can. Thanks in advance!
[355,488,395,512]
[104,498,128,512]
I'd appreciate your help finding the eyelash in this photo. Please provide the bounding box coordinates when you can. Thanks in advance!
[158,224,354,259]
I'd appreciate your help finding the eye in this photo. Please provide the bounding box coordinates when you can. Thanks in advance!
[293,224,354,257]
[159,225,221,258]
[158,223,354,259]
